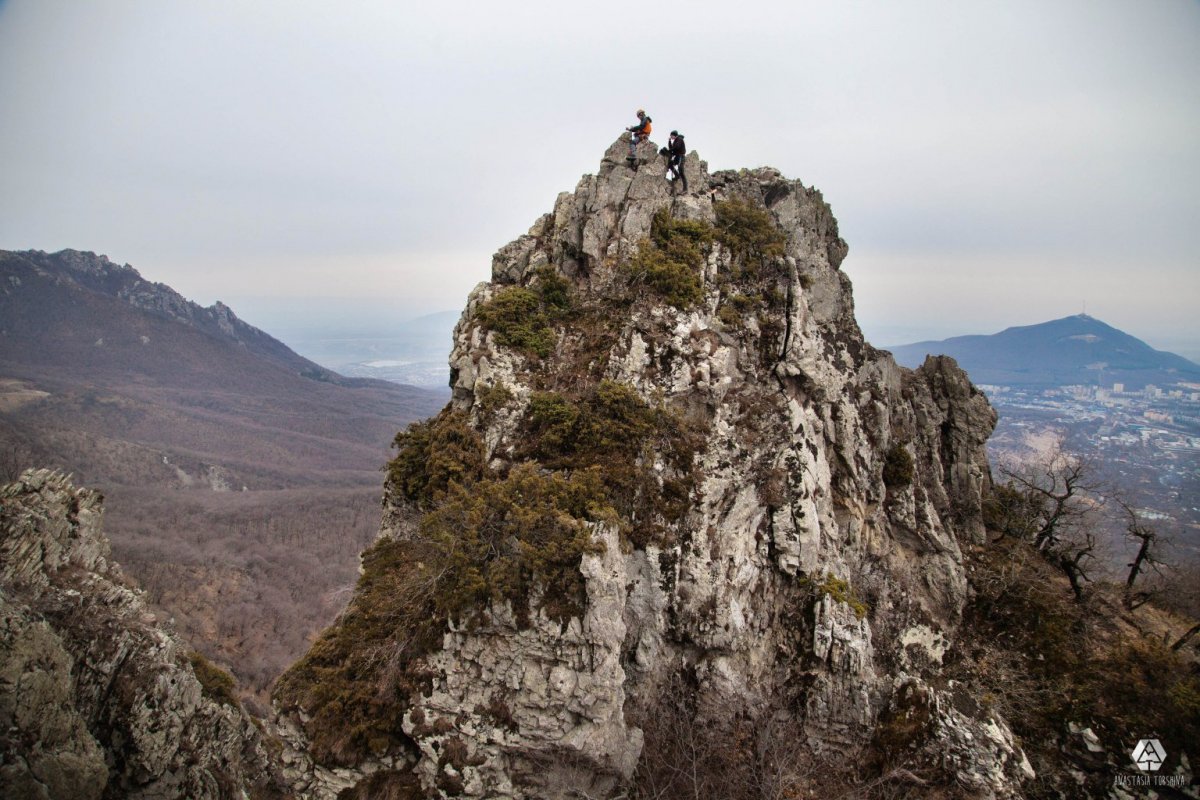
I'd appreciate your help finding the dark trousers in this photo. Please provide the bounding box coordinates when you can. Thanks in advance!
[668,154,687,190]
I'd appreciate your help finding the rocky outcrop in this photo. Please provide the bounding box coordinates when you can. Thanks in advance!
[0,248,356,385]
[280,136,1027,798]
[5,250,246,342]
[0,470,284,800]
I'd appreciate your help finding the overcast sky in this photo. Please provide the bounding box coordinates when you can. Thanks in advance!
[1,0,1197,354]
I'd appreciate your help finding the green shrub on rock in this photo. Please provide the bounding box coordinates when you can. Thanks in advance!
[476,287,557,357]
[623,208,714,309]
[273,535,445,765]
[188,651,240,710]
[530,265,573,313]
[278,460,613,765]
[475,266,573,357]
[474,381,515,420]
[710,200,789,338]
[520,380,700,545]
[385,408,486,510]
[882,443,915,488]
[716,292,757,329]
[420,464,609,625]
[815,573,869,619]
[714,198,787,268]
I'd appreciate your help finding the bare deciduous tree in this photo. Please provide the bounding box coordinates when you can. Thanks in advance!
[994,446,1108,603]
[1049,527,1098,603]
[0,442,36,483]
[998,447,1104,553]
[1171,622,1200,652]
[628,675,891,800]
[1117,500,1169,610]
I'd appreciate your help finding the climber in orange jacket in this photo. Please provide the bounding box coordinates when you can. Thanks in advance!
[626,109,652,162]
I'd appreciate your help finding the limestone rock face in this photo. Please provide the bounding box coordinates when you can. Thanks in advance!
[0,470,284,800]
[287,138,1025,798]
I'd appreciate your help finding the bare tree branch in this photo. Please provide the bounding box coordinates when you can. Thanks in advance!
[1171,622,1200,652]
[1117,500,1169,610]
[997,445,1104,553]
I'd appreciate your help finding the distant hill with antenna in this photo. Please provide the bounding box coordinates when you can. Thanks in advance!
[887,314,1200,389]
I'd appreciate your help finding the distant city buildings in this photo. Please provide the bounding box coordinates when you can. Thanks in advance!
[980,376,1200,540]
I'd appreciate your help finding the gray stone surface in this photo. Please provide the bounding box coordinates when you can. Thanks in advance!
[2,139,1036,798]
[350,137,1025,797]
[0,470,283,800]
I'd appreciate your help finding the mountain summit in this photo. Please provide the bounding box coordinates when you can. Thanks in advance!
[0,247,443,488]
[1,248,377,389]
[888,314,1200,389]
[271,136,1025,798]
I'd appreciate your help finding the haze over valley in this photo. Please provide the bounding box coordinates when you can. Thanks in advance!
[0,248,444,708]
[5,243,1196,713]
[890,314,1200,565]
[276,310,459,391]
[2,2,1198,797]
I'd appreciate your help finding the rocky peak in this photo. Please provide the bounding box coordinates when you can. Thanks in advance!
[45,249,128,277]
[8,249,230,330]
[272,136,1026,799]
[1,248,348,383]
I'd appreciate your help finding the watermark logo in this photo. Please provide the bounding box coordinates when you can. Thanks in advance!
[1114,738,1187,791]
[1131,738,1165,772]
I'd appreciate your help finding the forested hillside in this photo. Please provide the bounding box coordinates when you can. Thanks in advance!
[0,249,445,703]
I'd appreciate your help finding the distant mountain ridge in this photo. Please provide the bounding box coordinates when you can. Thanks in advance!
[0,248,445,704]
[0,247,444,484]
[2,249,389,389]
[888,314,1200,389]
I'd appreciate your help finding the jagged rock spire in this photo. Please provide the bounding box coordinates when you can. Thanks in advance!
[278,138,1026,799]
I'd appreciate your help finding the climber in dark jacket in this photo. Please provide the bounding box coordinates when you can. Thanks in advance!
[666,131,687,191]
[627,109,652,161]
